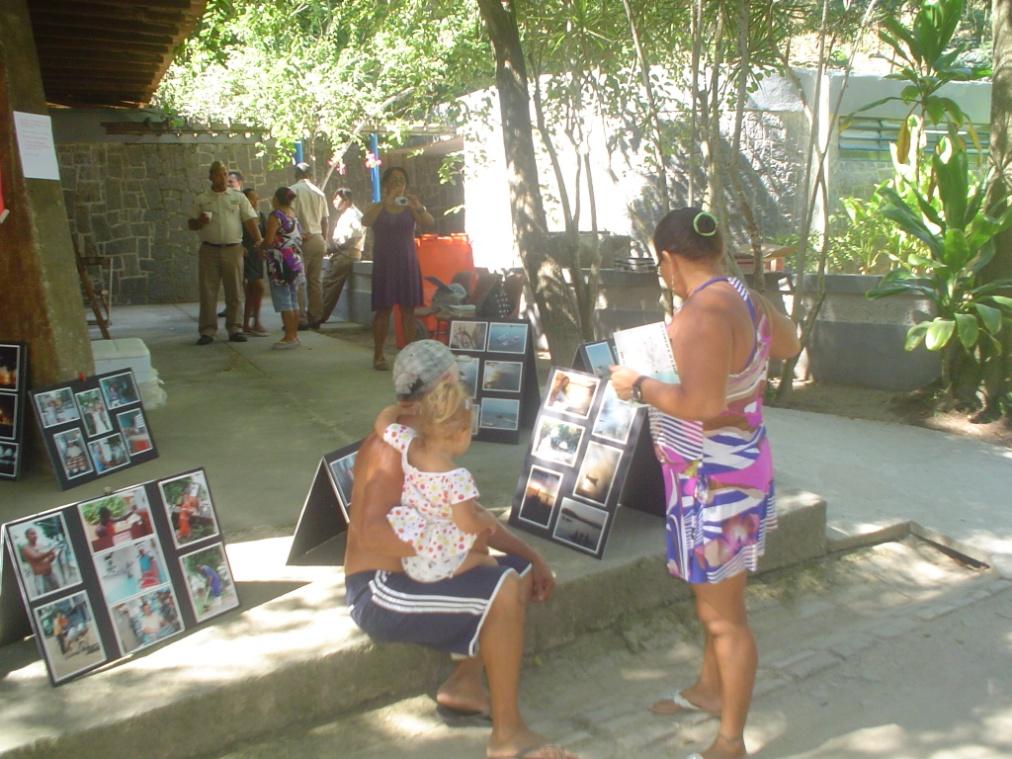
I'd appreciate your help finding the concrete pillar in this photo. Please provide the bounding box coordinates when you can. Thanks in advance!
[0,0,94,393]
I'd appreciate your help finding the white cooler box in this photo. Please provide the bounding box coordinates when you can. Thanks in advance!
[91,338,167,409]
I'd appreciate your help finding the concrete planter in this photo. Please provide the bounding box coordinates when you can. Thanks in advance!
[798,273,941,391]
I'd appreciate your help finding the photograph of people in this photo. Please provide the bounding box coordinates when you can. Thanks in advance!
[180,544,240,621]
[478,397,520,431]
[482,360,523,393]
[0,345,20,390]
[88,433,130,475]
[448,320,489,352]
[95,538,168,605]
[454,355,480,399]
[573,442,622,505]
[545,369,599,419]
[486,322,527,354]
[75,388,112,438]
[591,384,637,445]
[79,487,155,551]
[158,470,220,547]
[518,467,564,528]
[33,592,106,682]
[111,589,183,655]
[7,514,82,600]
[116,409,154,455]
[99,372,140,410]
[53,428,93,480]
[34,387,80,428]
[552,497,607,554]
[531,417,584,468]
[0,442,18,478]
[0,393,15,439]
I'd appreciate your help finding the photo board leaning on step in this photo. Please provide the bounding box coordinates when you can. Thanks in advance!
[0,342,28,480]
[287,441,362,564]
[0,468,238,685]
[30,369,158,490]
[447,318,541,445]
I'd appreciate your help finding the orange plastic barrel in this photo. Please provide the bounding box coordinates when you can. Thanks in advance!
[393,234,475,347]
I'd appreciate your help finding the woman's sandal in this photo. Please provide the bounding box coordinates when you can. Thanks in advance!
[650,690,716,716]
[373,357,389,371]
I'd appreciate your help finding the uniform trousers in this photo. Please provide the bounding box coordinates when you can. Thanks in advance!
[198,243,244,337]
[296,234,326,325]
[320,250,359,324]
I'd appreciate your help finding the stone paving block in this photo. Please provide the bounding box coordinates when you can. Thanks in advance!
[782,650,843,680]
[752,673,792,698]
[870,616,920,639]
[821,630,877,659]
[916,602,960,621]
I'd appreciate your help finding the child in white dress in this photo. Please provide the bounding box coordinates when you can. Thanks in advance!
[375,379,499,582]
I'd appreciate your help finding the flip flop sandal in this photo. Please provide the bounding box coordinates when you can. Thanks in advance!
[650,690,705,715]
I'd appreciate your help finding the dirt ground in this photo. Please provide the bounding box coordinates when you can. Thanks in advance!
[775,380,1012,448]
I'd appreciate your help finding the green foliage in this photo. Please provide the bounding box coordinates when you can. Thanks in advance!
[827,189,922,274]
[79,494,130,526]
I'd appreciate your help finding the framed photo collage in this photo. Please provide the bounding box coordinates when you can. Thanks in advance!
[447,319,540,445]
[1,468,239,685]
[31,369,158,490]
[0,343,27,480]
[508,366,649,558]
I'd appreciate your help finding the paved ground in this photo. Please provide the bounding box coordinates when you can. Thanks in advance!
[210,538,1012,759]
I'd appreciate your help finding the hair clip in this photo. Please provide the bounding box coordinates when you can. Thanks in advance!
[693,211,718,237]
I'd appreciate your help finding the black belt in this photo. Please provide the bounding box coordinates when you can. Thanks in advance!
[202,241,241,248]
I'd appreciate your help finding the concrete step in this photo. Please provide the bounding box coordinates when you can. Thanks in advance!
[0,491,825,759]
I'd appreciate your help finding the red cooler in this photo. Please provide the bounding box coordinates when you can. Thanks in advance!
[393,234,475,347]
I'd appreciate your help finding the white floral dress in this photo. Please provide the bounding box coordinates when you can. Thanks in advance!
[384,423,481,582]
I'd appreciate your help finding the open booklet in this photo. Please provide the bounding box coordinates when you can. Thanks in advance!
[611,322,679,396]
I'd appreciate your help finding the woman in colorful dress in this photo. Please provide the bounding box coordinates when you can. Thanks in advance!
[362,167,434,370]
[611,208,800,759]
[260,187,305,349]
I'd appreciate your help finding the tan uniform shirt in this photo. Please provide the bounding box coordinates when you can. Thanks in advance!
[192,188,257,245]
[292,179,328,236]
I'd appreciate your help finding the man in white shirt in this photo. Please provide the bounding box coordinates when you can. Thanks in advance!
[188,160,263,345]
[320,187,365,324]
[291,162,329,328]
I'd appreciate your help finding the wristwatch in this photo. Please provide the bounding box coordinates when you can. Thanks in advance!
[631,376,647,403]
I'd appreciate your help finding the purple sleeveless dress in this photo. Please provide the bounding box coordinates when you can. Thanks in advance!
[371,207,423,311]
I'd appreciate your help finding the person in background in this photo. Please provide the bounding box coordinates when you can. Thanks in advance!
[319,187,365,325]
[187,160,262,345]
[291,162,329,329]
[610,208,800,759]
[260,186,305,349]
[241,187,269,336]
[219,170,246,318]
[362,167,433,370]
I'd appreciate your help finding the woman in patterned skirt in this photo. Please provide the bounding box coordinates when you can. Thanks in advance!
[611,208,800,759]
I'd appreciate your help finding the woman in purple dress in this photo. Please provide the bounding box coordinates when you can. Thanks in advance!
[363,167,434,370]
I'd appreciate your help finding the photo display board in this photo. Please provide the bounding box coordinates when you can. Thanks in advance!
[287,442,361,564]
[572,339,615,379]
[0,468,239,685]
[508,367,651,558]
[0,343,28,480]
[31,369,158,490]
[447,318,541,445]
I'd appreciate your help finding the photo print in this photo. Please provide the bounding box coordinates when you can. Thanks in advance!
[88,433,130,475]
[583,341,616,378]
[78,486,155,552]
[117,409,154,455]
[158,470,221,548]
[448,320,488,352]
[552,497,608,554]
[0,392,15,439]
[531,416,585,468]
[34,387,81,428]
[75,388,113,438]
[99,371,140,410]
[94,537,168,605]
[482,360,523,393]
[328,451,356,509]
[0,344,21,391]
[591,384,637,445]
[487,321,528,354]
[33,592,107,683]
[456,354,480,399]
[573,442,622,506]
[518,466,564,528]
[613,322,679,384]
[0,441,18,478]
[110,587,183,655]
[179,543,240,622]
[545,369,599,419]
[6,513,82,601]
[479,397,520,431]
[53,428,93,480]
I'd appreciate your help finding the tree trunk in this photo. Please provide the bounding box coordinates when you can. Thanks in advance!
[985,0,1012,416]
[475,0,583,363]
